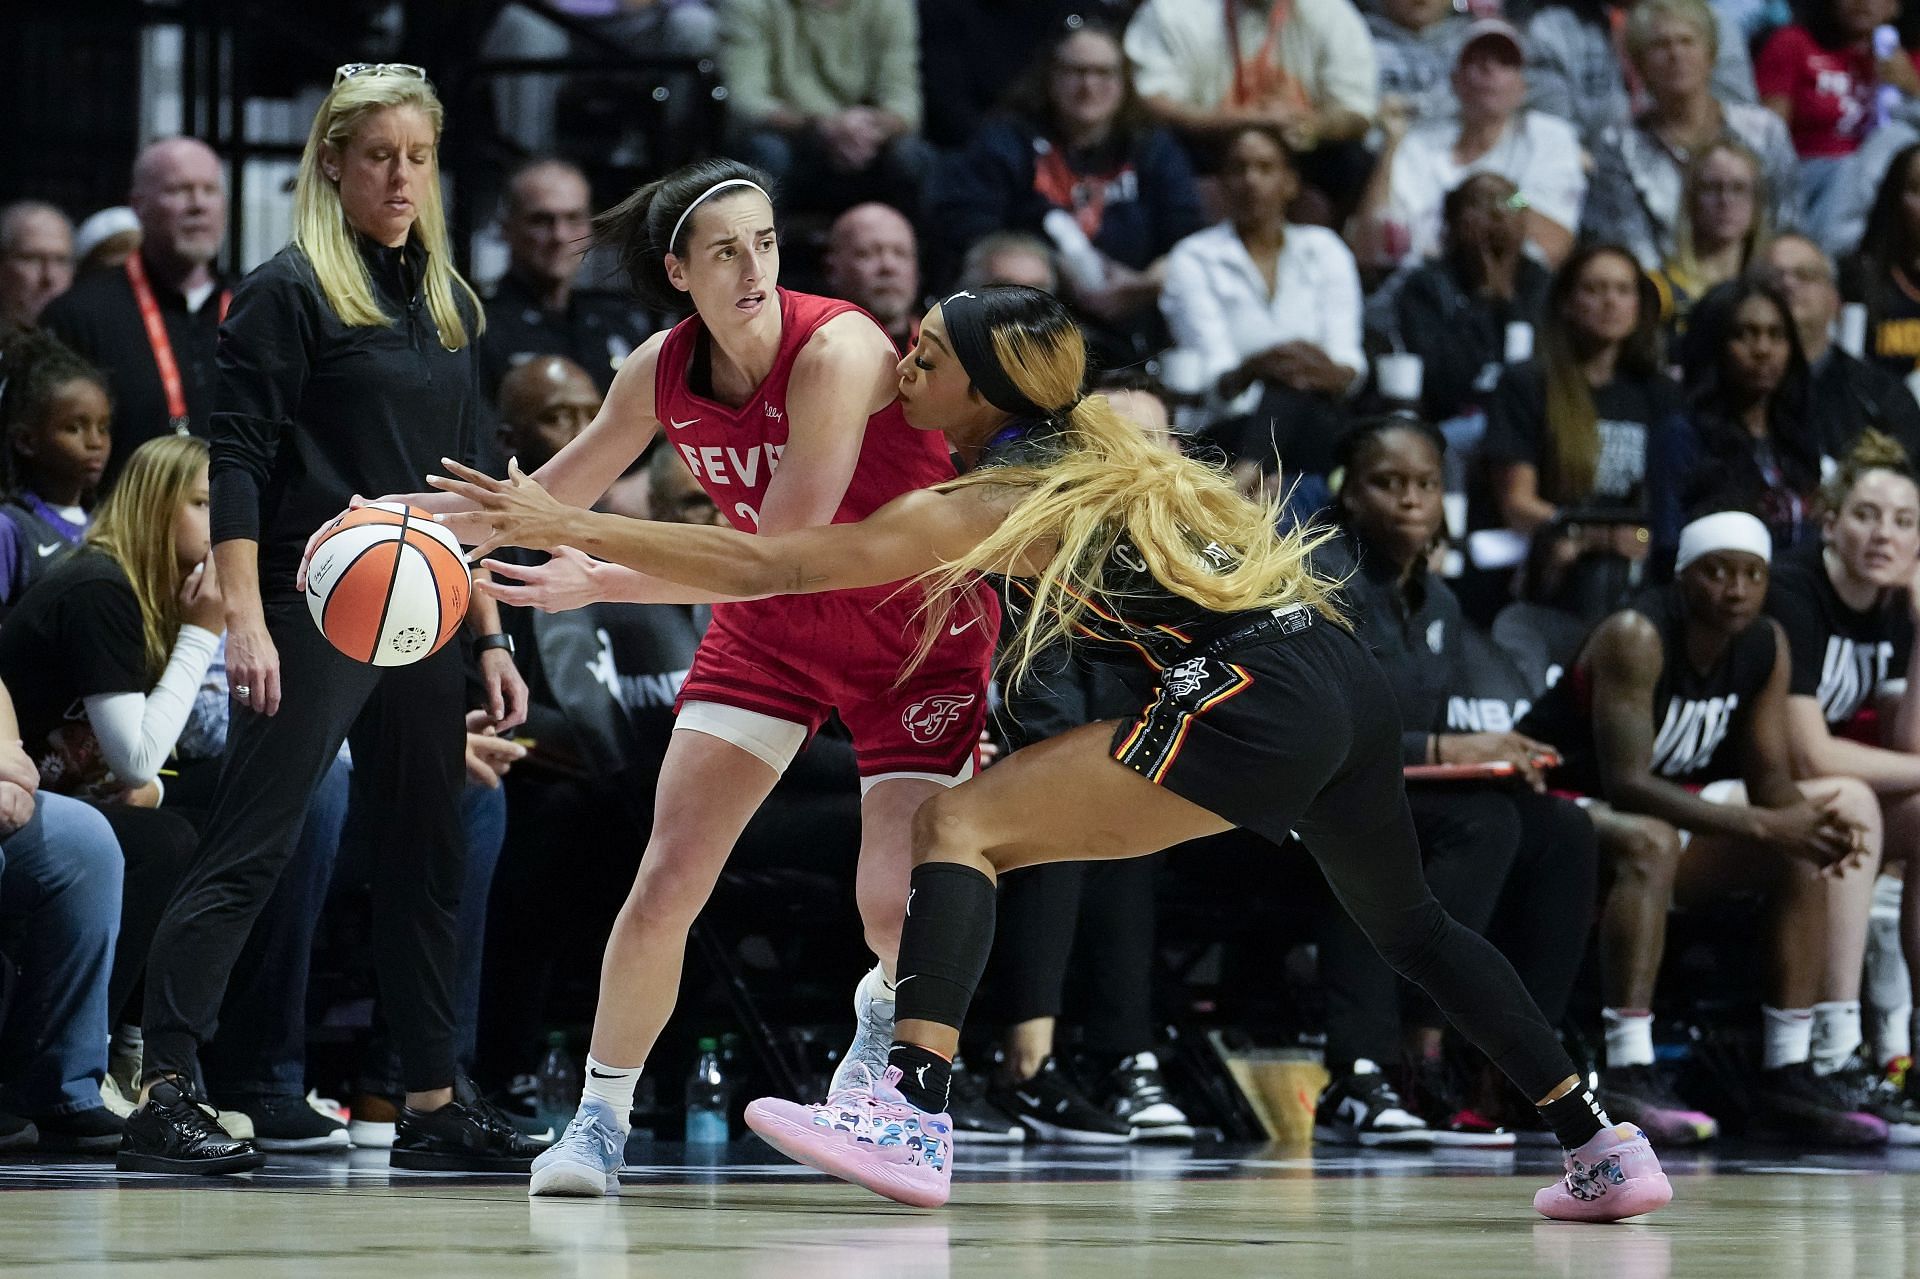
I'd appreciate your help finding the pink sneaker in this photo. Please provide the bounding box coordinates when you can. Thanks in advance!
[744,1065,953,1208]
[1534,1123,1674,1222]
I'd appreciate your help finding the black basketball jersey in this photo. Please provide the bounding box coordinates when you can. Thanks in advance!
[1766,541,1914,727]
[977,420,1274,670]
[1519,586,1778,794]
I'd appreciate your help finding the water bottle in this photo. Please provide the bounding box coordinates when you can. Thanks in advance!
[684,1037,730,1144]
[535,1031,579,1133]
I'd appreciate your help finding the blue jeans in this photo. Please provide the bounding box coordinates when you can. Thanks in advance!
[0,794,122,1116]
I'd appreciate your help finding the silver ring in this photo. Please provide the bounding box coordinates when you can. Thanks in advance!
[234,685,251,697]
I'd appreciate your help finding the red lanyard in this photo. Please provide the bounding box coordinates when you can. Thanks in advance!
[125,254,231,433]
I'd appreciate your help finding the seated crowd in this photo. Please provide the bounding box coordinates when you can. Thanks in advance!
[6,0,1920,1156]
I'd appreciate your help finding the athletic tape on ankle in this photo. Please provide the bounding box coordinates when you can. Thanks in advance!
[893,862,998,1030]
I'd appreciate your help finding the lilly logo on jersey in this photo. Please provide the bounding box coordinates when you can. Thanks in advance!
[902,693,976,744]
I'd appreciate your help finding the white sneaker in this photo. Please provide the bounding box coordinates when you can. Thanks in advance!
[828,965,895,1096]
[529,1099,625,1197]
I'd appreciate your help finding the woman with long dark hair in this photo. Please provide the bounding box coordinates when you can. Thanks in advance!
[118,64,540,1176]
[933,20,1204,359]
[442,285,1676,1222]
[1841,141,1920,386]
[1478,243,1680,577]
[1657,279,1823,555]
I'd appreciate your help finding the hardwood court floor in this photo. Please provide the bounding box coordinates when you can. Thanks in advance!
[3,1142,1918,1278]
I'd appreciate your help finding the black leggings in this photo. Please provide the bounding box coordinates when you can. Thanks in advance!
[1321,785,1598,1074]
[991,855,1158,1058]
[142,593,468,1093]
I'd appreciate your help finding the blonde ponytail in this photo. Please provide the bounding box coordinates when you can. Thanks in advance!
[909,305,1343,687]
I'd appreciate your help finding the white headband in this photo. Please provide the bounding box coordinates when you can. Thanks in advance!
[1675,510,1772,573]
[669,179,772,255]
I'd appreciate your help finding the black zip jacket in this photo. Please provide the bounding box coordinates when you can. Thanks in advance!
[209,236,481,596]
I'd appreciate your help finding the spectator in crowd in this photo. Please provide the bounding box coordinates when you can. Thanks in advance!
[0,330,109,608]
[717,0,929,214]
[1840,142,1920,386]
[916,0,1126,151]
[1357,20,1585,271]
[1581,0,1800,273]
[40,138,228,476]
[823,202,921,351]
[1526,0,1757,145]
[1123,0,1378,218]
[480,159,655,402]
[957,231,1059,293]
[1311,414,1598,1147]
[496,355,602,474]
[0,201,74,331]
[1369,0,1472,129]
[1478,245,1680,547]
[1647,139,1773,337]
[1766,432,1920,1126]
[1518,509,1887,1148]
[1758,0,1916,203]
[0,678,127,1154]
[1657,280,1823,554]
[933,21,1204,361]
[0,436,215,1041]
[1369,174,1552,436]
[1760,232,1920,465]
[71,208,142,277]
[1491,518,1619,688]
[1160,125,1366,481]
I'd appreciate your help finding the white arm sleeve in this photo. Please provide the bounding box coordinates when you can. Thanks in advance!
[83,624,222,786]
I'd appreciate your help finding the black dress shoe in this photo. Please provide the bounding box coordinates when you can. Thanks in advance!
[117,1080,264,1174]
[389,1095,547,1172]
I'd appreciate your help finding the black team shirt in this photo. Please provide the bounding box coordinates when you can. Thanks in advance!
[1766,540,1914,728]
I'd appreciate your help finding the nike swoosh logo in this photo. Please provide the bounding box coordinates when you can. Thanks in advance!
[589,1068,623,1079]
[1017,1092,1044,1109]
[36,542,61,557]
[669,417,699,430]
[949,617,982,637]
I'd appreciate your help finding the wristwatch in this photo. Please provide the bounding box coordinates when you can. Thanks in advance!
[474,632,515,657]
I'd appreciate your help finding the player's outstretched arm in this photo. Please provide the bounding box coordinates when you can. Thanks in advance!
[431,458,1015,599]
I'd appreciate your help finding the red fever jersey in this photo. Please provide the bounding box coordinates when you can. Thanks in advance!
[654,288,998,777]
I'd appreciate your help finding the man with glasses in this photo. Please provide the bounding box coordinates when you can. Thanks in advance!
[1758,233,1920,467]
[479,158,655,404]
[0,202,74,331]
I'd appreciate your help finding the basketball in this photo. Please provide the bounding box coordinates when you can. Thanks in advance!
[304,502,470,666]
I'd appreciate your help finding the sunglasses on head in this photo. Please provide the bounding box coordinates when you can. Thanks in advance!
[333,63,428,88]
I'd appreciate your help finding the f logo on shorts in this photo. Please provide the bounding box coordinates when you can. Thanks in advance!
[903,694,976,744]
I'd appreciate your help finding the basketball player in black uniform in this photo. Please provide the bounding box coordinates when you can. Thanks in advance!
[1520,510,1887,1147]
[435,286,1674,1222]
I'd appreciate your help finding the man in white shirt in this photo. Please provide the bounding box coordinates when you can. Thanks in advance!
[1357,20,1586,270]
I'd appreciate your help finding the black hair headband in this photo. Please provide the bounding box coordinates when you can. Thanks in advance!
[939,290,1053,420]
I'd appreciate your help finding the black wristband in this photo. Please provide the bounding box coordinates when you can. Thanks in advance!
[474,632,514,657]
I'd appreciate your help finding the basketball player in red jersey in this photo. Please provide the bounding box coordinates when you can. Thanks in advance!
[326,159,997,1197]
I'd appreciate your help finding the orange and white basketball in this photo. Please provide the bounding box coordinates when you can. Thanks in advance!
[304,503,469,666]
